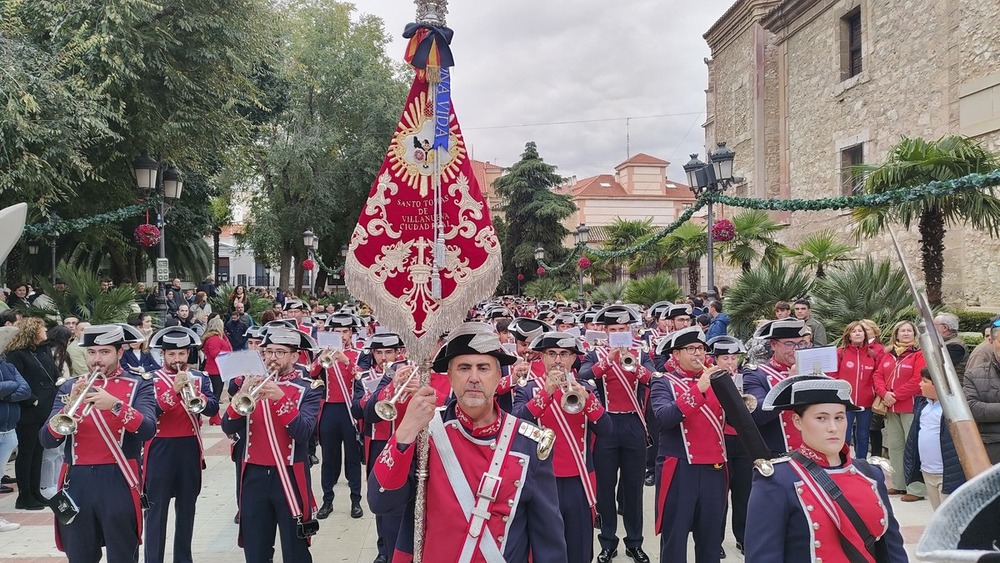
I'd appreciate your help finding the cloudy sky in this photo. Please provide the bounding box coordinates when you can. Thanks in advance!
[350,0,736,183]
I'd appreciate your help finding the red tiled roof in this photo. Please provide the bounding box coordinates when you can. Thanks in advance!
[220,224,244,238]
[563,175,629,198]
[470,159,503,191]
[615,153,669,169]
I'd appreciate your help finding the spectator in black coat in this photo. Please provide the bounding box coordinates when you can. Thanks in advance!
[4,318,59,509]
[224,309,250,351]
[0,357,31,506]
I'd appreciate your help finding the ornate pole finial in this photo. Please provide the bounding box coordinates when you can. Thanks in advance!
[414,0,448,25]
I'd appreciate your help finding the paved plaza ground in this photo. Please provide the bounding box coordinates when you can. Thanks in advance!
[1,423,935,562]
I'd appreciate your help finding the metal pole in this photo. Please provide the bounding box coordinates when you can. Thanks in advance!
[156,165,169,326]
[707,196,715,299]
[50,242,56,285]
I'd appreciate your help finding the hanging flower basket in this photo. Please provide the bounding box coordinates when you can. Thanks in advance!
[712,219,736,242]
[134,224,161,248]
[577,257,591,270]
[536,267,545,276]
[302,258,315,271]
[517,273,525,281]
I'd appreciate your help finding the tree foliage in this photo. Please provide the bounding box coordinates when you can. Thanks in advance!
[495,142,576,294]
[781,229,855,278]
[27,265,137,324]
[600,218,654,281]
[811,257,915,341]
[240,0,408,294]
[718,209,786,273]
[852,135,1000,306]
[622,273,684,306]
[724,261,813,339]
[658,222,706,294]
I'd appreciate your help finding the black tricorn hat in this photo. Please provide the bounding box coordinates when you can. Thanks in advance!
[648,301,673,319]
[326,313,362,330]
[79,324,127,347]
[762,374,862,412]
[529,331,584,354]
[260,327,317,351]
[508,317,552,343]
[116,323,147,345]
[756,318,809,340]
[431,322,517,373]
[243,326,266,340]
[595,305,641,326]
[707,335,746,356]
[656,326,707,356]
[149,326,202,350]
[663,304,693,320]
[368,333,405,350]
[282,299,308,311]
[265,318,299,331]
[552,312,577,326]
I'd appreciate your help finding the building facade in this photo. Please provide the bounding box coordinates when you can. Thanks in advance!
[705,0,1000,305]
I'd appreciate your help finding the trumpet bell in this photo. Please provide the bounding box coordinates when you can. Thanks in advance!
[186,397,207,414]
[232,392,257,416]
[621,352,638,372]
[742,393,758,412]
[320,356,335,369]
[560,389,587,414]
[374,400,398,422]
[49,414,78,436]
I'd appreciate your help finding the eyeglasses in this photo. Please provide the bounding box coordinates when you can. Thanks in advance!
[778,340,811,350]
[262,349,291,358]
[542,351,576,360]
[679,345,707,354]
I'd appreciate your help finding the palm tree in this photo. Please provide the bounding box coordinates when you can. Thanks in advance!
[590,281,627,305]
[601,218,654,281]
[659,222,707,295]
[522,278,574,301]
[622,273,684,306]
[719,209,787,273]
[811,257,915,341]
[852,135,1000,306]
[781,229,855,278]
[724,261,813,339]
[28,265,137,324]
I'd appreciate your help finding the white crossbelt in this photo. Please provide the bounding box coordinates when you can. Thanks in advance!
[428,414,518,563]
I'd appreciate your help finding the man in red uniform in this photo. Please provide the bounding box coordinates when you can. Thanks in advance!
[40,324,157,563]
[313,313,364,520]
[145,326,220,563]
[368,322,568,562]
[495,317,551,412]
[221,327,322,563]
[650,327,728,563]
[513,331,612,562]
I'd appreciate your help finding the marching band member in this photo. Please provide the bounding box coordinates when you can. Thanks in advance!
[353,332,406,563]
[666,303,694,331]
[746,374,907,562]
[312,313,364,521]
[743,318,812,453]
[494,317,552,412]
[144,326,220,563]
[221,327,322,563]
[226,325,266,524]
[40,324,157,563]
[651,327,728,563]
[579,305,656,563]
[368,322,568,562]
[552,312,578,333]
[707,335,750,557]
[645,303,689,485]
[512,331,611,563]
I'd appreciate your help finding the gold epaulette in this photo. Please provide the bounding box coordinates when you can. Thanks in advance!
[866,455,893,477]
[754,455,790,477]
[517,421,556,461]
[310,378,325,389]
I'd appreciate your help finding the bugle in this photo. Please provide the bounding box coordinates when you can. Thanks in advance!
[620,350,638,372]
[231,363,279,416]
[48,371,105,436]
[559,369,587,414]
[374,363,420,422]
[176,367,207,414]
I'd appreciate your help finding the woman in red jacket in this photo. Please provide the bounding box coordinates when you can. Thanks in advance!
[202,317,233,425]
[834,321,881,458]
[873,320,927,500]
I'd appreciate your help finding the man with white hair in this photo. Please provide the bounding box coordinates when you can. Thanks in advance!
[934,312,968,381]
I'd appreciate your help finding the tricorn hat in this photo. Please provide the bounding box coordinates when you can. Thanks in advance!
[707,335,746,356]
[508,317,552,343]
[79,324,128,347]
[282,299,308,311]
[594,305,641,326]
[656,326,707,356]
[326,313,362,330]
[261,327,317,351]
[431,322,517,373]
[367,333,405,350]
[529,331,584,354]
[756,318,810,340]
[762,374,862,412]
[265,318,299,331]
[648,301,673,320]
[117,323,147,345]
[149,326,202,350]
[664,304,694,320]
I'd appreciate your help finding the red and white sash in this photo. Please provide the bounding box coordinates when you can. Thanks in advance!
[547,391,597,508]
[595,347,648,429]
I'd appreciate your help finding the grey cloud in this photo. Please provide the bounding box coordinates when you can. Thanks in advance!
[352,0,734,179]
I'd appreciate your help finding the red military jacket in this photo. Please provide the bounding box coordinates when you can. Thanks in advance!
[587,347,653,413]
[358,366,394,441]
[310,349,360,404]
[757,360,802,452]
[152,368,215,439]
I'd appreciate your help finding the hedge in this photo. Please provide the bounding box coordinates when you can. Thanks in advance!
[956,310,999,333]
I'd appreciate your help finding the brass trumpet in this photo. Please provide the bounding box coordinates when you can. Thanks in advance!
[49,371,105,436]
[620,350,639,372]
[231,363,279,416]
[559,369,587,415]
[731,371,758,412]
[176,367,207,414]
[374,363,420,422]
[317,347,342,369]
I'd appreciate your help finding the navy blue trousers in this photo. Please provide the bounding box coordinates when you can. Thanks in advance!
[144,437,201,563]
[595,412,645,551]
[366,439,401,559]
[556,476,595,563]
[722,434,751,546]
[60,464,140,563]
[240,464,312,563]
[657,460,726,563]
[319,403,362,503]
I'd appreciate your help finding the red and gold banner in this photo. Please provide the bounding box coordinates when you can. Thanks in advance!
[344,72,501,361]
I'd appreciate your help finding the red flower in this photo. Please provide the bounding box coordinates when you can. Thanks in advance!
[302,259,315,271]
[712,219,736,242]
[134,224,161,248]
[577,256,591,270]
[517,273,525,281]
[536,267,545,276]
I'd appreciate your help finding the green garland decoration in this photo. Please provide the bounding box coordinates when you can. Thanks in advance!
[23,198,161,238]
[313,254,344,277]
[538,169,1000,273]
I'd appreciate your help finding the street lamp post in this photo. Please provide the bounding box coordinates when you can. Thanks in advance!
[133,153,184,325]
[683,142,740,300]
[302,229,316,293]
[340,244,349,293]
[574,223,590,295]
[48,212,61,285]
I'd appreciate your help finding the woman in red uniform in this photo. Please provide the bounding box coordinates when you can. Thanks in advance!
[745,374,908,562]
[834,320,882,458]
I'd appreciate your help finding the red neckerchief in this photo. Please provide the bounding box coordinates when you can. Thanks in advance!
[455,403,503,438]
[768,358,792,372]
[277,369,300,383]
[673,365,702,380]
[796,443,851,468]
